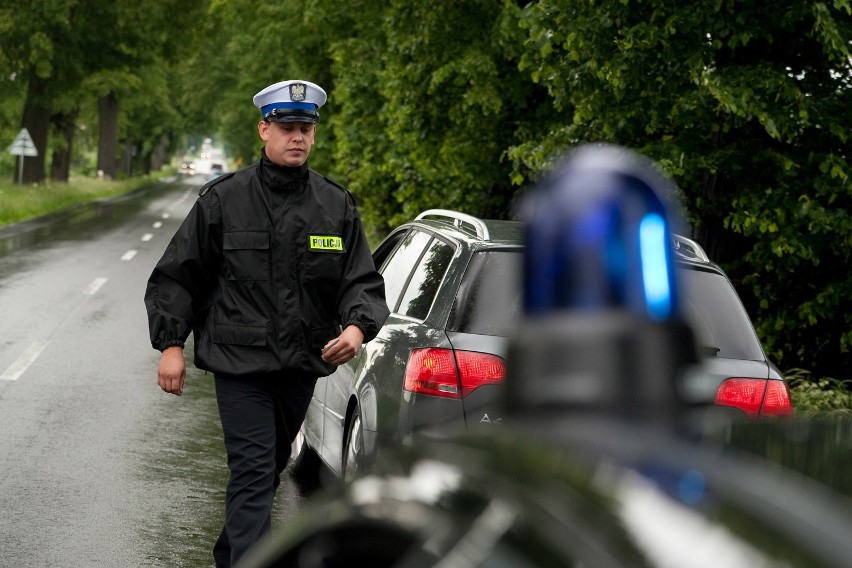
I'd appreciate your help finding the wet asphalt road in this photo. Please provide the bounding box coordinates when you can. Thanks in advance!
[0,176,313,567]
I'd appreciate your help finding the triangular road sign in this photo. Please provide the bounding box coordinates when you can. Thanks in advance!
[9,128,38,157]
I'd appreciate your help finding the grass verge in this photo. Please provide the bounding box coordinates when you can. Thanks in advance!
[0,170,176,228]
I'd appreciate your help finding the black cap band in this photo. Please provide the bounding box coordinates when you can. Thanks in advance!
[265,108,319,123]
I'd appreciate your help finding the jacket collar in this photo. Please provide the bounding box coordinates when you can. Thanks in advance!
[259,149,309,192]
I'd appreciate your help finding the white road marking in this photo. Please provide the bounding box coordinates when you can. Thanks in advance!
[1,340,49,381]
[162,213,170,219]
[152,221,162,229]
[84,277,108,296]
[141,233,153,242]
[121,250,137,261]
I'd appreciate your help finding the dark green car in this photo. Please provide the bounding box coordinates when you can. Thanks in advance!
[290,210,790,483]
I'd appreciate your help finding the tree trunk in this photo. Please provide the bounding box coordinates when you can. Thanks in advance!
[119,141,134,176]
[149,131,169,172]
[97,91,120,178]
[17,76,51,185]
[50,109,78,182]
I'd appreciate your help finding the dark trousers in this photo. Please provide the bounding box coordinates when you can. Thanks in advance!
[212,372,317,568]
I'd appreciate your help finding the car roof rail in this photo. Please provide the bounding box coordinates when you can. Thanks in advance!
[415,209,490,241]
[672,234,710,262]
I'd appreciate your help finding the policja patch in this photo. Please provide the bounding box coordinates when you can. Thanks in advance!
[308,235,344,252]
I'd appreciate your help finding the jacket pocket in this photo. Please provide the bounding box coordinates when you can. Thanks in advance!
[195,320,275,375]
[223,230,269,281]
[212,322,267,346]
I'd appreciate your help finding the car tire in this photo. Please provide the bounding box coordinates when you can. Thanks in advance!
[342,406,363,483]
[288,427,321,488]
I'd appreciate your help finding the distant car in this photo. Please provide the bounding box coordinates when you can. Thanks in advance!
[179,161,196,175]
[290,210,791,482]
[205,162,228,181]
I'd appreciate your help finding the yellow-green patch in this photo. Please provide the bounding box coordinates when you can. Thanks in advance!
[309,235,343,252]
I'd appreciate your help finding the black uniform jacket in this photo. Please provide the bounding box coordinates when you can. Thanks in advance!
[144,154,389,378]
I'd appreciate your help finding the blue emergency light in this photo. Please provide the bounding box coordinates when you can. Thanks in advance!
[506,144,697,427]
[519,145,682,321]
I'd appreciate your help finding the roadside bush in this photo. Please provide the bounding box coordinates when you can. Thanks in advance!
[787,369,852,418]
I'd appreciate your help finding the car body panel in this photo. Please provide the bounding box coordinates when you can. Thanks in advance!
[319,352,358,473]
[309,313,449,476]
[444,332,511,427]
[303,376,325,451]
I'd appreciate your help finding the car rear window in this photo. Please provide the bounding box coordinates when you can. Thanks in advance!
[678,266,765,361]
[445,249,765,361]
[448,250,523,336]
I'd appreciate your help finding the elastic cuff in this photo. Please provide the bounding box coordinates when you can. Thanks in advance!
[158,340,185,352]
[343,319,373,342]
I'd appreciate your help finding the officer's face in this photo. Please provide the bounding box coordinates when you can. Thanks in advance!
[258,120,316,167]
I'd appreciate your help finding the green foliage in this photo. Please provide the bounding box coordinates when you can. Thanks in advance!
[512,0,851,380]
[0,0,210,182]
[787,369,852,418]
[320,0,555,233]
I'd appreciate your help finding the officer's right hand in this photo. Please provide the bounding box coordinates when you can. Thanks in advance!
[158,346,186,396]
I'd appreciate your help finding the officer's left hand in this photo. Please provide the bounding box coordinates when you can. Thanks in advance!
[321,325,364,366]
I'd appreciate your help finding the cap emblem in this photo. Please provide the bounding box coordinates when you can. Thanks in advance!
[290,83,306,102]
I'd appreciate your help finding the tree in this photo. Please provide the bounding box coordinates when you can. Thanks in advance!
[49,108,78,181]
[1,0,209,183]
[96,90,120,177]
[79,0,208,178]
[319,0,554,234]
[0,0,77,184]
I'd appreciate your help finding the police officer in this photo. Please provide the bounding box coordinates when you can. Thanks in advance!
[144,79,389,568]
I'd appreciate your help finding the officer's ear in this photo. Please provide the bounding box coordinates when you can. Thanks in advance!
[258,120,270,141]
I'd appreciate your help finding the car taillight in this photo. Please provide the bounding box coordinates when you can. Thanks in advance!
[714,378,793,419]
[404,348,505,399]
[761,380,794,417]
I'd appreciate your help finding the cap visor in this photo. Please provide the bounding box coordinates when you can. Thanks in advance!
[265,111,319,124]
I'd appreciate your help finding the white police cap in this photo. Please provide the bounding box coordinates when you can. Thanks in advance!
[253,80,328,123]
